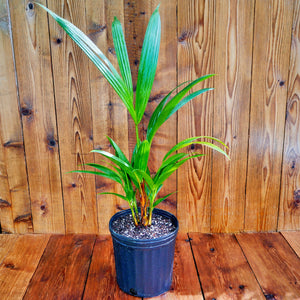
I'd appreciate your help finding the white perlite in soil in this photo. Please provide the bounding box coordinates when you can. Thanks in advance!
[111,213,176,240]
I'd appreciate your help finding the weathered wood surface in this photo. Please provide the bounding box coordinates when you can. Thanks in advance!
[245,0,294,232]
[24,234,96,299]
[281,231,300,257]
[211,0,254,233]
[0,0,299,233]
[47,0,97,234]
[0,0,32,233]
[0,234,49,300]
[278,0,300,231]
[9,0,64,233]
[190,233,264,299]
[237,232,300,299]
[177,0,215,233]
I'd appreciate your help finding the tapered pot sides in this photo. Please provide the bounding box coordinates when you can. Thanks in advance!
[109,208,179,297]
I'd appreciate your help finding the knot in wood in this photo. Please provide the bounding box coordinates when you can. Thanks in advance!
[4,263,15,269]
[21,107,32,116]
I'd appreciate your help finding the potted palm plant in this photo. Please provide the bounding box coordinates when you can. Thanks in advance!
[37,2,229,297]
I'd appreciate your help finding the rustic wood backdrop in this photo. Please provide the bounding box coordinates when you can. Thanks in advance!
[0,0,299,234]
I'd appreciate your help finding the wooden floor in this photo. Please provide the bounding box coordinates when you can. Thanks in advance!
[0,232,300,299]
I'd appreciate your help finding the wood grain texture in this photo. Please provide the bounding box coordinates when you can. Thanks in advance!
[211,0,254,233]
[177,0,215,233]
[0,234,18,263]
[9,0,65,233]
[278,0,300,230]
[245,0,294,231]
[1,1,300,234]
[150,233,203,300]
[24,234,96,300]
[281,231,300,257]
[237,232,300,299]
[46,0,97,233]
[0,0,32,233]
[190,233,264,299]
[0,234,49,300]
[86,0,129,234]
[83,235,137,300]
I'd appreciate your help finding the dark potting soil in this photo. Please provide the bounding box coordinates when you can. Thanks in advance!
[111,213,176,240]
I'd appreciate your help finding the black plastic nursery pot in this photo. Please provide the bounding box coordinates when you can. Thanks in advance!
[109,208,179,298]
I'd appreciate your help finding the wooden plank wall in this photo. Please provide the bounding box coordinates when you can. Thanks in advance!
[0,0,298,234]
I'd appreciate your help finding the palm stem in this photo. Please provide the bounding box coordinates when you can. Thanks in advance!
[135,124,140,146]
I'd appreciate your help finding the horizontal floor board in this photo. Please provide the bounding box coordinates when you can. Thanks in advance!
[23,234,96,300]
[236,233,300,299]
[0,234,49,300]
[281,231,300,257]
[190,233,264,299]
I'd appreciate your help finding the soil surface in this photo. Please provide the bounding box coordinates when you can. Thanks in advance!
[111,213,176,240]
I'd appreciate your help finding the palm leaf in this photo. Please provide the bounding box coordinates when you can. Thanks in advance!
[147,75,215,142]
[112,17,133,96]
[37,3,137,123]
[135,5,161,123]
[132,140,150,171]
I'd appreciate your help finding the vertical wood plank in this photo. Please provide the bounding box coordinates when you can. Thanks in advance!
[150,234,204,300]
[0,234,49,300]
[245,0,294,231]
[124,0,177,216]
[46,0,97,233]
[24,234,95,300]
[86,0,128,234]
[83,235,138,300]
[9,0,65,233]
[281,231,300,257]
[237,233,300,298]
[190,233,264,299]
[0,0,32,234]
[278,1,300,230]
[177,0,215,232]
[211,0,254,233]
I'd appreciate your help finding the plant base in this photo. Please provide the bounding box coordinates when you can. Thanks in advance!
[109,208,179,297]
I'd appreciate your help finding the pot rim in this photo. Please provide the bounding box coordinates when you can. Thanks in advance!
[109,208,179,245]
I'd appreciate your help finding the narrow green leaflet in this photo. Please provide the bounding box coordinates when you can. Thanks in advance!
[133,140,150,171]
[98,192,128,201]
[153,192,176,207]
[112,17,133,97]
[164,136,229,161]
[135,5,161,123]
[107,136,130,165]
[167,88,213,120]
[68,170,123,185]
